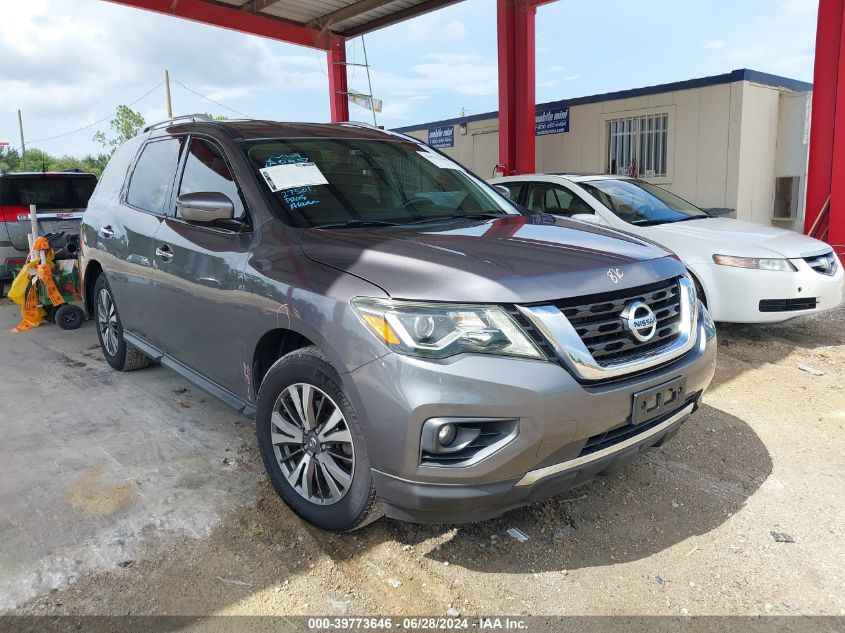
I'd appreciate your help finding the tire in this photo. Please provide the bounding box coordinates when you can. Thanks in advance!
[93,275,151,371]
[55,304,85,330]
[256,345,382,532]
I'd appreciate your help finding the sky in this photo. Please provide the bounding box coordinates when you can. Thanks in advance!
[0,0,820,157]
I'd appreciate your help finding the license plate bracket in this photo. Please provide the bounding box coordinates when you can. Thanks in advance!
[632,376,687,426]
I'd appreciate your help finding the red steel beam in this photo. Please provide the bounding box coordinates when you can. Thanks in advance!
[328,36,350,122]
[497,0,538,175]
[829,0,845,255]
[805,0,844,254]
[104,0,331,49]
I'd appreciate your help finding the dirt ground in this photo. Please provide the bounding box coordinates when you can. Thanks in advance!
[2,298,844,620]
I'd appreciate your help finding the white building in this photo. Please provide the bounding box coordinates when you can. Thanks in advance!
[394,69,812,232]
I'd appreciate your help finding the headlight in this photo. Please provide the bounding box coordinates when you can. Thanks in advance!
[712,254,797,272]
[683,272,698,303]
[352,298,544,360]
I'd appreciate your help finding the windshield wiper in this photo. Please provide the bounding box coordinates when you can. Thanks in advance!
[404,212,508,225]
[313,219,399,229]
[668,216,709,223]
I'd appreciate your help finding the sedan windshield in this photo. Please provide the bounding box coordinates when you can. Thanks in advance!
[245,138,518,228]
[579,179,710,226]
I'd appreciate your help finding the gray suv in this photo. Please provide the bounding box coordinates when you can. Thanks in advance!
[80,116,717,531]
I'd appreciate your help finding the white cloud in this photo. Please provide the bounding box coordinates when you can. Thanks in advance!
[441,19,468,40]
[703,40,728,49]
[0,0,331,153]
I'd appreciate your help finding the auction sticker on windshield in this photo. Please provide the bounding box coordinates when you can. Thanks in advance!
[417,151,463,171]
[260,162,329,192]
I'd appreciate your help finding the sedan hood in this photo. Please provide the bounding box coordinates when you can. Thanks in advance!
[650,217,830,259]
[301,215,685,303]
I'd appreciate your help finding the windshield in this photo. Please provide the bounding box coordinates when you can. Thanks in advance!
[245,138,518,228]
[579,179,710,226]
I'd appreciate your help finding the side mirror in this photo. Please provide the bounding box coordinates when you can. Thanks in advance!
[493,184,512,200]
[176,192,235,223]
[571,213,609,226]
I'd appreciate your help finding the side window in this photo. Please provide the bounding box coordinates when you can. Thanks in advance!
[527,183,594,217]
[178,138,246,220]
[564,189,595,216]
[526,184,554,212]
[126,138,182,214]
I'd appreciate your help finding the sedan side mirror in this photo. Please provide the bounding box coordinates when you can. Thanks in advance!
[493,184,512,200]
[176,192,235,223]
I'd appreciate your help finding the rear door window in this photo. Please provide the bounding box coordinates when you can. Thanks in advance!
[0,176,96,209]
[126,138,183,214]
[526,183,595,217]
[178,138,246,220]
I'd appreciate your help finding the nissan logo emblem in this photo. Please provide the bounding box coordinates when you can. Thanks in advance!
[621,301,657,343]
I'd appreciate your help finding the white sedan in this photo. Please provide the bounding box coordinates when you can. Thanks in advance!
[490,174,844,323]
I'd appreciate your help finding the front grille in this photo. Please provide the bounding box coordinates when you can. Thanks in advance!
[759,297,818,312]
[804,251,838,276]
[554,277,683,366]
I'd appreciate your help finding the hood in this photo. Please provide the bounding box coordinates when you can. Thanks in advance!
[650,217,830,259]
[301,214,685,303]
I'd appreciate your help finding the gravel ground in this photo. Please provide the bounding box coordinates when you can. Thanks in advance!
[3,300,845,620]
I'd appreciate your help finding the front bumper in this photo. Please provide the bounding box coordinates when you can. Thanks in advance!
[693,257,845,323]
[345,304,717,524]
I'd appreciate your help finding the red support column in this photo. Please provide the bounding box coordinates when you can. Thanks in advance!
[497,0,537,175]
[328,36,349,123]
[806,0,845,255]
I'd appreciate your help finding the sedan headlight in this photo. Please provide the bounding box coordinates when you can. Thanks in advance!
[352,298,544,360]
[712,254,797,272]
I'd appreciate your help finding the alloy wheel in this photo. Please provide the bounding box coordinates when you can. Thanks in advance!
[271,383,355,506]
[96,287,119,357]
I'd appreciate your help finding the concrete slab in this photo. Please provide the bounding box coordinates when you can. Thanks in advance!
[0,299,259,610]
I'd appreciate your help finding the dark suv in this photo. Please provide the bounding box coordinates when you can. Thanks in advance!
[80,116,717,531]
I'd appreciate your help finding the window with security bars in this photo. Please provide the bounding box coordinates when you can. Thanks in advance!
[606,113,669,178]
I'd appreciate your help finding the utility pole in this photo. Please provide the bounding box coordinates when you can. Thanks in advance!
[17,109,27,171]
[164,69,173,118]
[360,36,378,128]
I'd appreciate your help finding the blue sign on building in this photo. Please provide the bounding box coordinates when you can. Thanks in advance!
[535,106,570,136]
[428,126,455,148]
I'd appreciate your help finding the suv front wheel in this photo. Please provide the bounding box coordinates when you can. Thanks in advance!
[93,275,151,372]
[256,346,382,531]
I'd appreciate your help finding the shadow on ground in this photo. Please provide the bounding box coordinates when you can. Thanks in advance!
[317,403,770,574]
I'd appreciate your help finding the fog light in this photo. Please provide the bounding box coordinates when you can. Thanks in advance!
[437,423,456,446]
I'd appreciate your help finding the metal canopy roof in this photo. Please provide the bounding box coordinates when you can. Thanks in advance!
[181,0,464,37]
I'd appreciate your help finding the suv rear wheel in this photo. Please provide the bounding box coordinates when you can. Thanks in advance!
[256,346,382,531]
[93,275,151,371]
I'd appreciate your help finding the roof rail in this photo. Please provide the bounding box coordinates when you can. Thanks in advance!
[339,120,421,143]
[142,113,214,133]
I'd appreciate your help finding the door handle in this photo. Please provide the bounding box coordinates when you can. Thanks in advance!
[100,225,114,238]
[155,244,174,262]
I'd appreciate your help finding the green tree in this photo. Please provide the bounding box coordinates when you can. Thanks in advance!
[94,105,145,152]
[0,147,21,172]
